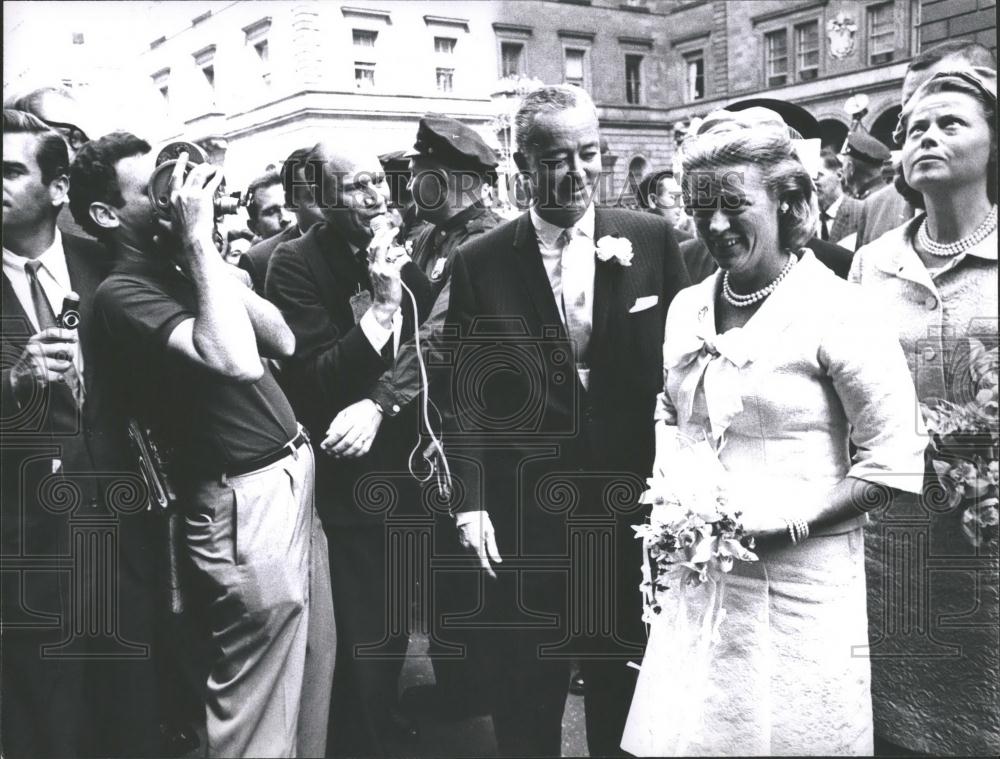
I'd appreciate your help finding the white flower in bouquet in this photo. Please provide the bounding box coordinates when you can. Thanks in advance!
[634,436,757,620]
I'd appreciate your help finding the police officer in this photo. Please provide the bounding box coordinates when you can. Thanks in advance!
[366,116,503,721]
[840,130,891,200]
[405,114,502,299]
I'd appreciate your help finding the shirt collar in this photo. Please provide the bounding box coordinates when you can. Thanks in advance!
[111,240,181,278]
[2,228,70,289]
[825,194,844,219]
[530,202,596,249]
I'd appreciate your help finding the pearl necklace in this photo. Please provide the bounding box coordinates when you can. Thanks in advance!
[917,204,997,257]
[722,252,796,308]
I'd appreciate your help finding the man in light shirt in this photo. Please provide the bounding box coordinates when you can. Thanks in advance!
[1,110,158,757]
[443,85,690,756]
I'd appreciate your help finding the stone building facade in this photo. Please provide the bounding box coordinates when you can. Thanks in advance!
[15,1,992,200]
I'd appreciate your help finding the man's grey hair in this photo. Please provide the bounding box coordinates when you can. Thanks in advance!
[514,85,598,156]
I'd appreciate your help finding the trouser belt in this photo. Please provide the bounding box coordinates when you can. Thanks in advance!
[226,429,309,477]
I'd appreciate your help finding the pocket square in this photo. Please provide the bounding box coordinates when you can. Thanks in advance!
[629,295,658,313]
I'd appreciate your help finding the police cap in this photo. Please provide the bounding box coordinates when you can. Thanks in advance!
[405,114,499,175]
[842,130,891,165]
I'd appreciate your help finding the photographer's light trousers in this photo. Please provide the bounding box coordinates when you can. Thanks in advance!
[182,445,335,758]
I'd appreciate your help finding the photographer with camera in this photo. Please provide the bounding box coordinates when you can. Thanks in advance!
[68,132,335,758]
[2,110,159,758]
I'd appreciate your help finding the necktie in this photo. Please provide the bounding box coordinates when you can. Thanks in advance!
[24,260,58,330]
[559,228,592,386]
[24,260,85,406]
[820,211,831,241]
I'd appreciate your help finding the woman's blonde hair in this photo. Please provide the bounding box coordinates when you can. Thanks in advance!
[681,125,816,252]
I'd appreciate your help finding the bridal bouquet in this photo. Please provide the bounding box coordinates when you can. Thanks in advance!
[622,434,763,756]
[632,435,758,623]
[922,338,999,548]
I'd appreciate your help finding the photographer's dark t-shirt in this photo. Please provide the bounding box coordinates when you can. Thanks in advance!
[93,246,298,477]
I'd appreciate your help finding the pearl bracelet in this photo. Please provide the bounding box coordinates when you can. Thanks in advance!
[784,517,810,545]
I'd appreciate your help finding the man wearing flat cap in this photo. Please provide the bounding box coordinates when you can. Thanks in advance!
[840,130,891,200]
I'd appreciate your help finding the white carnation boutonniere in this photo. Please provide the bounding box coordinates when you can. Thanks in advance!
[595,235,634,267]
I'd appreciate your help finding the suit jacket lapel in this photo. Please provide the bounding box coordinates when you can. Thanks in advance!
[302,224,362,319]
[63,238,105,395]
[511,213,565,334]
[590,208,623,357]
[2,271,32,328]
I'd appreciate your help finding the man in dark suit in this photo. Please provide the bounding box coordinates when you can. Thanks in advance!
[266,142,433,757]
[443,85,690,757]
[238,146,323,293]
[1,110,158,757]
[816,153,863,245]
[5,86,98,240]
[636,168,694,242]
[245,169,293,243]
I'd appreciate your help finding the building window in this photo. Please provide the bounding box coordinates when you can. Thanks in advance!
[684,52,704,102]
[194,46,217,102]
[625,54,643,104]
[500,41,524,77]
[436,67,454,93]
[355,62,376,89]
[245,18,272,85]
[765,29,788,87]
[868,2,895,65]
[564,48,586,88]
[152,69,170,107]
[353,29,378,48]
[434,36,456,55]
[254,39,269,64]
[796,21,819,81]
[909,0,921,55]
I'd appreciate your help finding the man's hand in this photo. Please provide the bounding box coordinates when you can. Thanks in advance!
[455,511,502,579]
[320,399,384,458]
[159,151,225,265]
[10,328,78,396]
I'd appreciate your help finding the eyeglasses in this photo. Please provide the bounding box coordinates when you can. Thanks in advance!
[40,119,89,151]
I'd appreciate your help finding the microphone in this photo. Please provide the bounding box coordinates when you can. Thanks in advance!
[368,214,401,263]
[58,292,81,330]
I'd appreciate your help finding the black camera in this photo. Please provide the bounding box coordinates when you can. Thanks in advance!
[58,293,81,330]
[148,141,241,221]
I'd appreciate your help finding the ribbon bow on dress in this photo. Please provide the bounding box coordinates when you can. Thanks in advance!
[664,321,754,448]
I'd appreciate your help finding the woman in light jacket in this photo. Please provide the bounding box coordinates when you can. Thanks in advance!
[850,67,998,756]
[623,108,926,756]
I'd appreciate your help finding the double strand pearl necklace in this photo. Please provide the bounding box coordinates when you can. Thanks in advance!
[917,204,997,257]
[722,252,796,308]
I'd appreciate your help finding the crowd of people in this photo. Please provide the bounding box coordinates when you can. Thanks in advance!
[1,37,996,759]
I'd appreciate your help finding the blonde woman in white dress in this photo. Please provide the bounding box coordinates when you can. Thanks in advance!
[622,109,927,756]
